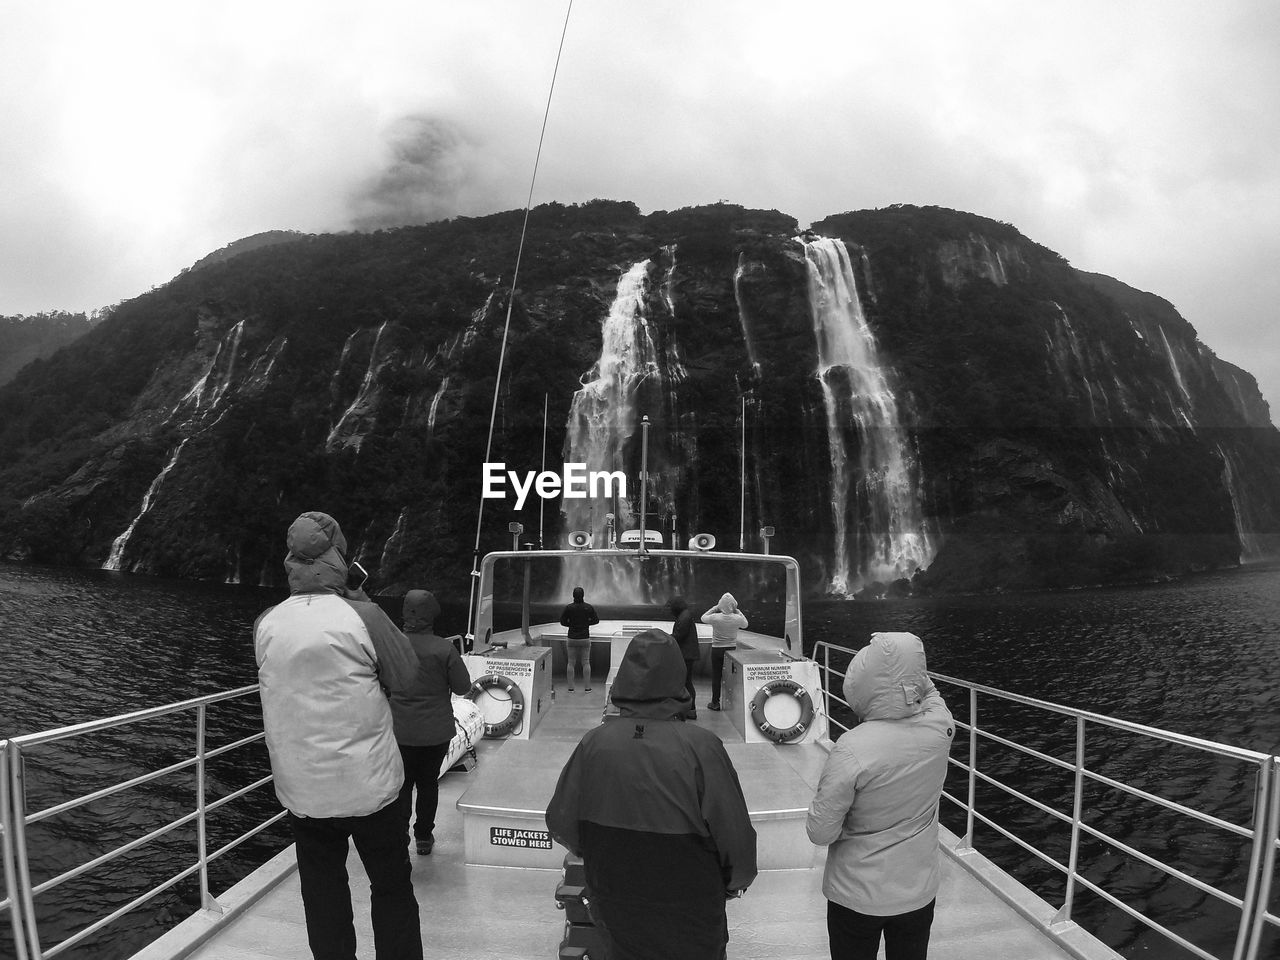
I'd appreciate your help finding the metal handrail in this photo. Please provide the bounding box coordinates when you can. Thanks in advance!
[0,684,282,960]
[950,716,1256,840]
[811,641,1280,960]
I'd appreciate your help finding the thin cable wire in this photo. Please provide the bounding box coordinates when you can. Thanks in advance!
[466,0,573,641]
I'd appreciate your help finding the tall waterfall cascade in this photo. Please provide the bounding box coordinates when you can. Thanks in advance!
[1217,445,1265,561]
[102,438,190,572]
[174,319,246,417]
[800,237,935,594]
[327,321,391,452]
[733,253,761,375]
[556,260,660,603]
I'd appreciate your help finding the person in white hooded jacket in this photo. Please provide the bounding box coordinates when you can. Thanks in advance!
[806,632,954,960]
[701,592,747,711]
[255,512,422,960]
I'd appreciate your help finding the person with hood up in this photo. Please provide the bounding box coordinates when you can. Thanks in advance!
[546,629,757,960]
[806,632,954,960]
[255,512,423,960]
[668,595,700,719]
[388,589,472,856]
[558,585,600,691]
[701,592,748,711]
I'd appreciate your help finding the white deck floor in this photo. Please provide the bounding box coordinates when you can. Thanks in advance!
[137,677,1121,960]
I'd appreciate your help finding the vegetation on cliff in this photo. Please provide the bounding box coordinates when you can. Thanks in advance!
[0,201,1276,598]
[0,311,103,388]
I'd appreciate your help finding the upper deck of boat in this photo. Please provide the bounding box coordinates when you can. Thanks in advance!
[131,672,1122,960]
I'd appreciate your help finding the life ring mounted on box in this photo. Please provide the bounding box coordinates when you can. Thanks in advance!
[467,673,525,738]
[749,679,814,743]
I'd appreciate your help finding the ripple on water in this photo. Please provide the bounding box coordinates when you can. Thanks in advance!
[3,560,1280,959]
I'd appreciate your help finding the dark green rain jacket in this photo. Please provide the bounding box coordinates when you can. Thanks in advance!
[546,629,757,960]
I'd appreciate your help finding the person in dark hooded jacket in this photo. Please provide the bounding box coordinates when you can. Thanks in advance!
[388,589,471,855]
[546,628,757,960]
[668,595,700,719]
[559,585,599,691]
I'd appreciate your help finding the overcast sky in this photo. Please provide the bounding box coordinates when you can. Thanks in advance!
[4,1,1278,413]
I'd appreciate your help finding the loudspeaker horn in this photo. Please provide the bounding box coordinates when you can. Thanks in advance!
[568,531,592,549]
[690,533,717,551]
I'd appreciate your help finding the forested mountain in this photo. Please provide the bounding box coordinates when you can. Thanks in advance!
[0,311,102,387]
[1,201,1276,598]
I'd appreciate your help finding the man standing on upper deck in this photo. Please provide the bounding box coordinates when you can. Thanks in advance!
[255,511,423,960]
[559,585,600,692]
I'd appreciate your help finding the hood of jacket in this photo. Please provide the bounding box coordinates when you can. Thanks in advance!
[716,592,737,614]
[610,628,692,720]
[402,589,441,632]
[843,632,932,722]
[283,512,348,595]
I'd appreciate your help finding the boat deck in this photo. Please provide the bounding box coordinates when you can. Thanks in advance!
[134,678,1121,960]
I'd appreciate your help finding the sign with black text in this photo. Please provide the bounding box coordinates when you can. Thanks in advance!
[490,826,553,849]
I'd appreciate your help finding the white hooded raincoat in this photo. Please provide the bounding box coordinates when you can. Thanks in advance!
[255,512,418,819]
[806,632,954,916]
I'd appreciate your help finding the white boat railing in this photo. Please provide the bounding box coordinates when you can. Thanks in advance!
[812,640,1280,960]
[0,685,283,960]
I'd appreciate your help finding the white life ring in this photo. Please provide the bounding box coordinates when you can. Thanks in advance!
[467,673,525,738]
[749,679,814,743]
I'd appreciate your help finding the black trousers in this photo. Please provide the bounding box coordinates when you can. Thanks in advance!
[289,797,422,960]
[684,657,698,707]
[582,821,729,960]
[398,742,451,841]
[710,645,734,703]
[826,898,935,960]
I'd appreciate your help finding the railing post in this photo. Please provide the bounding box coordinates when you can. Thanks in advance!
[1233,755,1279,960]
[823,645,831,723]
[957,688,977,853]
[1053,715,1087,927]
[6,741,43,959]
[1,743,30,960]
[194,705,221,914]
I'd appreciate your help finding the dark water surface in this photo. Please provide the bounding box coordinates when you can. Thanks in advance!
[2,560,1278,959]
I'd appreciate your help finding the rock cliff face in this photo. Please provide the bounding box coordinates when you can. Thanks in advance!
[1,201,1277,597]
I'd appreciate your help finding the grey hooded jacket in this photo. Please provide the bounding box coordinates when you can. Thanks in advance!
[805,632,954,915]
[255,512,418,818]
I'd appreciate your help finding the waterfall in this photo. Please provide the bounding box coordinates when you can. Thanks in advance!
[660,245,678,319]
[174,320,246,418]
[206,320,246,408]
[458,294,495,356]
[1048,303,1103,425]
[175,361,216,417]
[858,249,878,304]
[1159,327,1191,403]
[327,321,391,451]
[381,508,409,570]
[225,546,242,585]
[330,331,361,393]
[556,260,660,603]
[981,239,1010,285]
[427,377,450,434]
[733,253,761,374]
[1217,445,1264,561]
[243,337,287,393]
[801,237,934,594]
[102,439,189,572]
